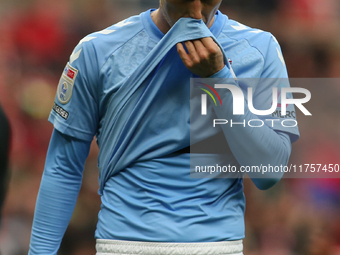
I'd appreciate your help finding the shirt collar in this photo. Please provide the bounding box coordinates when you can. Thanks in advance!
[141,9,227,42]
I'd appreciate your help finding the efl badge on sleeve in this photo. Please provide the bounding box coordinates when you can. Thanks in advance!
[57,63,79,104]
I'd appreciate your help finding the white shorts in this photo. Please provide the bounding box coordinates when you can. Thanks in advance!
[96,239,243,255]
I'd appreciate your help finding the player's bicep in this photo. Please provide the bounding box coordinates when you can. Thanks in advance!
[45,129,91,179]
[252,35,300,142]
[261,35,288,78]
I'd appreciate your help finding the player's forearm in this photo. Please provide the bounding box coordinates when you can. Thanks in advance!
[29,130,91,254]
[29,171,82,254]
[209,67,291,189]
[222,118,291,190]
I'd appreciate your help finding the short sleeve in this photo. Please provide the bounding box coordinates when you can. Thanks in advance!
[49,40,100,142]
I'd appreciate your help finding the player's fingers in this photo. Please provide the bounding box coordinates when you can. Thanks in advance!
[177,43,193,66]
[200,37,221,54]
[192,40,209,60]
[184,41,200,64]
[176,42,188,58]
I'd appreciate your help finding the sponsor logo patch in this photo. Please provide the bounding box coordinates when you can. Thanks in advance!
[57,63,78,104]
[52,103,69,120]
[67,69,76,79]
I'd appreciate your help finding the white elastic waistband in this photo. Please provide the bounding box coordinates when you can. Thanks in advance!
[96,239,243,255]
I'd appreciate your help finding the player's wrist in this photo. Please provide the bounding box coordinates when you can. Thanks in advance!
[207,65,230,78]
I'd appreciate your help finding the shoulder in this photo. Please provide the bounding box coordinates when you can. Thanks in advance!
[69,14,145,69]
[219,16,281,58]
[216,12,287,77]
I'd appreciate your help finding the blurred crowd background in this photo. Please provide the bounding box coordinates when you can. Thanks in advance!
[0,0,340,254]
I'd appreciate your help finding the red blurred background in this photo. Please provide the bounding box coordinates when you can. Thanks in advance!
[0,0,340,254]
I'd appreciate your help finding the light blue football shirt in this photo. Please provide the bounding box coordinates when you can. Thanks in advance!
[48,9,299,242]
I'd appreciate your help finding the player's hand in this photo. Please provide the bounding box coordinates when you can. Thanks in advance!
[177,37,224,77]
